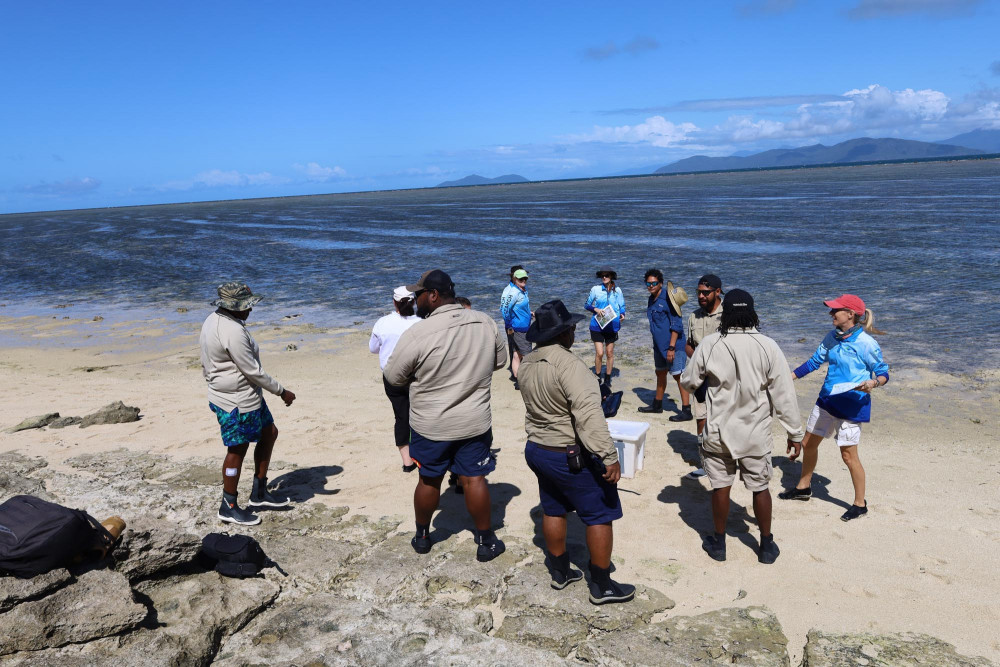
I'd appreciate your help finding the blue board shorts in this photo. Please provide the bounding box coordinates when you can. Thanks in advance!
[209,401,274,447]
[524,441,623,526]
[653,343,687,374]
[410,429,497,478]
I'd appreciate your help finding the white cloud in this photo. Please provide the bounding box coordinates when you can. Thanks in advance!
[17,176,100,196]
[161,169,288,191]
[293,162,347,181]
[571,116,699,147]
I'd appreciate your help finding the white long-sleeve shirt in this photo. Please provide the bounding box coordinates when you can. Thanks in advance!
[680,328,804,459]
[199,310,283,412]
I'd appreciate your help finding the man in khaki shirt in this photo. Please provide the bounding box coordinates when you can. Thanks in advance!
[681,289,804,565]
[384,269,508,563]
[683,273,724,479]
[518,300,634,605]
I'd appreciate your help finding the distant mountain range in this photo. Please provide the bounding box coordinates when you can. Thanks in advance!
[938,128,1000,153]
[436,174,529,187]
[653,137,989,174]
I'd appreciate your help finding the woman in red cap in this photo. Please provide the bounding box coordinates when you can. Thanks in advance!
[779,294,888,521]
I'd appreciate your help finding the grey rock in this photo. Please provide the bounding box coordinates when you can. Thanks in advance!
[215,594,571,667]
[48,416,83,429]
[79,401,141,428]
[494,610,590,657]
[0,569,147,655]
[802,629,993,667]
[0,452,51,500]
[0,569,72,612]
[500,558,675,632]
[111,517,203,581]
[576,606,790,666]
[5,412,60,433]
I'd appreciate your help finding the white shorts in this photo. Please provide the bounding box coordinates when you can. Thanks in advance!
[806,405,861,447]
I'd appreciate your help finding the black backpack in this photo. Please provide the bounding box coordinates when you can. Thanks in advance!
[200,533,268,578]
[0,495,114,578]
[599,382,624,418]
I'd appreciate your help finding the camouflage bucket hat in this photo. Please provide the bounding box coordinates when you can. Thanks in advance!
[212,281,263,311]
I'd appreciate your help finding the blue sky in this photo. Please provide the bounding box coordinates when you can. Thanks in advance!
[2,0,998,213]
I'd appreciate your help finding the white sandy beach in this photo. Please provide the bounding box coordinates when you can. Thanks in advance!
[1,312,998,663]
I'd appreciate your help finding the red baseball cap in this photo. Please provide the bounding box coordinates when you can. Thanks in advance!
[824,294,865,315]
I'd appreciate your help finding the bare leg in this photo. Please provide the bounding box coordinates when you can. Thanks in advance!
[458,475,492,531]
[672,373,690,406]
[711,486,732,534]
[605,342,615,379]
[222,443,249,495]
[542,514,568,556]
[654,369,668,400]
[414,475,444,525]
[585,523,614,568]
[512,350,524,379]
[593,342,605,376]
[797,432,823,488]
[696,418,706,435]
[398,444,413,466]
[752,489,772,536]
[840,445,866,506]
[253,423,278,479]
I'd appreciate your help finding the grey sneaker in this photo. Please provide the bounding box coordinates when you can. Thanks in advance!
[249,476,290,508]
[218,494,261,526]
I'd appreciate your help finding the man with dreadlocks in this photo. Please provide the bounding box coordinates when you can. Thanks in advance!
[680,289,804,564]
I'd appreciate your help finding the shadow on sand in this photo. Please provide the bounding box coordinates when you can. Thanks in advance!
[268,465,344,504]
[657,477,760,553]
[773,456,851,510]
[429,481,522,543]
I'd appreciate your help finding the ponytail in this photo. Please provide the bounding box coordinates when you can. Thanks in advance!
[860,308,885,335]
[608,279,616,294]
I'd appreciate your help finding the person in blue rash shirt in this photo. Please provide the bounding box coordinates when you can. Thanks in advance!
[500,267,532,385]
[779,294,889,522]
[585,268,626,387]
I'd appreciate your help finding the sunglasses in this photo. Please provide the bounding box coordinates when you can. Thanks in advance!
[645,281,660,287]
[696,289,716,296]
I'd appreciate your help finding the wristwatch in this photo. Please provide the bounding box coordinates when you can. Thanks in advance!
[667,346,676,351]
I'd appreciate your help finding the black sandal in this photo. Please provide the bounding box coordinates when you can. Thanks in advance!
[402,463,417,473]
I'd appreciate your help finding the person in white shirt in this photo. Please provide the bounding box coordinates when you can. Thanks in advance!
[370,286,422,470]
[200,282,296,526]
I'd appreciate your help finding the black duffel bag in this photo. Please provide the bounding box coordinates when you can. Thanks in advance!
[200,533,268,578]
[0,495,114,578]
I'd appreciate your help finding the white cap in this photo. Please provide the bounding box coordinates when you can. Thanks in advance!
[393,285,415,301]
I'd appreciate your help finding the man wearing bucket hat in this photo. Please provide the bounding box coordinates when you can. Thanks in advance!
[639,269,691,416]
[518,300,635,605]
[680,289,803,564]
[384,269,509,562]
[370,286,422,471]
[200,281,297,526]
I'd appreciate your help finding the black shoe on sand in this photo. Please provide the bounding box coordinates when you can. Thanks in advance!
[778,486,812,501]
[218,493,260,526]
[548,552,584,590]
[668,406,693,422]
[411,534,431,554]
[758,536,780,564]
[249,476,291,508]
[841,501,868,522]
[702,533,726,561]
[638,399,663,414]
[588,562,635,605]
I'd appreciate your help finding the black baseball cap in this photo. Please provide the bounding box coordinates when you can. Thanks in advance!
[698,274,723,290]
[722,288,754,312]
[406,269,455,294]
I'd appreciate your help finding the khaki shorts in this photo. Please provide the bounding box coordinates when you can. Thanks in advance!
[699,447,772,492]
[692,397,707,420]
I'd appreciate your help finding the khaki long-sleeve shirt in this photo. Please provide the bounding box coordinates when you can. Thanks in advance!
[199,310,284,412]
[383,304,507,441]
[518,343,618,465]
[680,328,804,459]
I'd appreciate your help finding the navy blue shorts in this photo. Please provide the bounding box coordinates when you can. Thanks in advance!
[523,441,623,525]
[410,429,496,479]
[653,344,687,374]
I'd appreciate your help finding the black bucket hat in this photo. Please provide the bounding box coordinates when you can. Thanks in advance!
[526,299,586,343]
[596,267,617,280]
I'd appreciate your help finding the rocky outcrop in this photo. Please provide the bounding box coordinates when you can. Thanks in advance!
[0,569,147,655]
[111,517,203,581]
[0,452,51,500]
[79,401,141,428]
[4,413,59,433]
[0,568,72,613]
[802,630,992,667]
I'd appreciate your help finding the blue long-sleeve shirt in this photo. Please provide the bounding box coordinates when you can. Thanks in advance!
[585,284,626,332]
[500,282,531,332]
[794,327,889,423]
[647,289,683,355]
